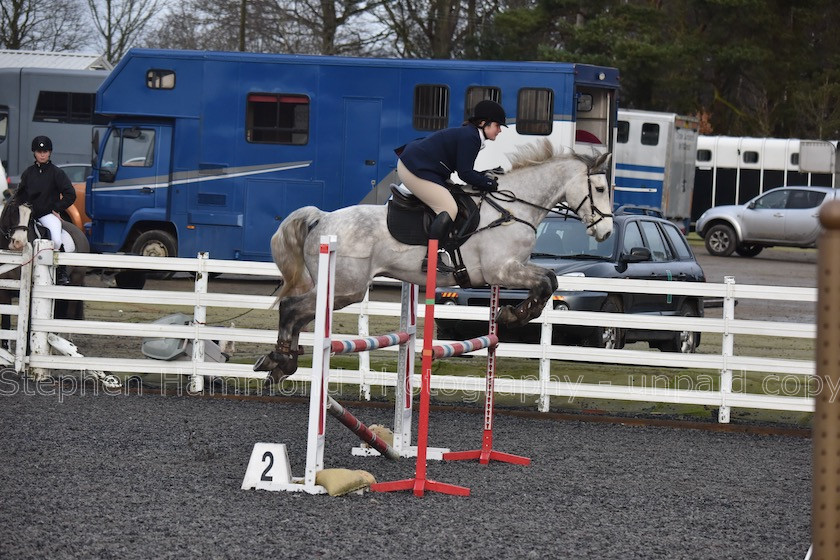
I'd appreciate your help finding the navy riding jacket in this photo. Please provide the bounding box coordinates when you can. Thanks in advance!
[399,125,496,190]
[16,161,76,219]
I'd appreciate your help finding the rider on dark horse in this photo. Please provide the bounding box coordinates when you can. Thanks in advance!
[396,100,506,272]
[13,135,76,285]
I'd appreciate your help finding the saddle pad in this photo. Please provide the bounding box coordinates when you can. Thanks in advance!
[386,201,431,246]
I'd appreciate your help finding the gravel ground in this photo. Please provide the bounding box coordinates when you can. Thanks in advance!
[0,378,811,560]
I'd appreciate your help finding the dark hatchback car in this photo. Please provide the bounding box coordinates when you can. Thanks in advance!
[435,208,707,353]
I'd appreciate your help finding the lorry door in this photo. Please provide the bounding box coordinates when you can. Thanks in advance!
[89,125,172,251]
[341,97,382,207]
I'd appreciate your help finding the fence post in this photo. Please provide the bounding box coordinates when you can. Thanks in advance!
[13,243,34,373]
[538,305,552,413]
[718,275,735,424]
[189,252,208,393]
[811,200,840,560]
[29,240,55,381]
[358,288,371,400]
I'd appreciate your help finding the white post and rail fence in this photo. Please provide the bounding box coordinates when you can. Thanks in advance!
[0,239,817,424]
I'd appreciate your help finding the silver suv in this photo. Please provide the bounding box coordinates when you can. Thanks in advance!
[696,186,838,257]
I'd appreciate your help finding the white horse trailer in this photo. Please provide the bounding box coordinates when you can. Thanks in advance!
[691,136,839,224]
[613,109,699,231]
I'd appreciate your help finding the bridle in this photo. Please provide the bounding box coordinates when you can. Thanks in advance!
[0,202,32,244]
[467,170,613,236]
[566,171,613,230]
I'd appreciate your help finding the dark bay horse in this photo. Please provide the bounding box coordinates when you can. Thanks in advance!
[255,143,614,383]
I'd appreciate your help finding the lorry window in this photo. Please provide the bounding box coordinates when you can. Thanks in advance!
[34,91,98,124]
[101,129,121,177]
[121,129,156,167]
[246,93,310,145]
[146,69,175,89]
[616,120,629,144]
[0,109,7,142]
[641,123,659,146]
[517,88,553,136]
[743,151,759,164]
[464,86,501,121]
[413,85,449,131]
[697,149,712,162]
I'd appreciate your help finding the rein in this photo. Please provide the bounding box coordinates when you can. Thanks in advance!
[463,171,612,239]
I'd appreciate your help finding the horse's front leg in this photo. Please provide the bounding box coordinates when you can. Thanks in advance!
[495,266,558,328]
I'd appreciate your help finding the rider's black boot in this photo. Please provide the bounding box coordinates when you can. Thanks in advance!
[56,245,70,285]
[56,265,70,286]
[428,212,457,274]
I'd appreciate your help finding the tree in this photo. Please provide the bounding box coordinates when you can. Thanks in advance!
[147,0,390,56]
[87,0,164,64]
[486,0,840,138]
[374,0,503,59]
[1,0,89,51]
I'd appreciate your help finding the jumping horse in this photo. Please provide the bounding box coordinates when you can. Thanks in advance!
[0,199,88,341]
[255,141,614,384]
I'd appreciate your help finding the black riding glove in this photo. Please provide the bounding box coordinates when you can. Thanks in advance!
[480,176,499,192]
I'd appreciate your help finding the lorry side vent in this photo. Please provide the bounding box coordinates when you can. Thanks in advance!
[197,193,226,206]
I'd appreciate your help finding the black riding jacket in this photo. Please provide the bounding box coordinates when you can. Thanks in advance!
[16,160,76,219]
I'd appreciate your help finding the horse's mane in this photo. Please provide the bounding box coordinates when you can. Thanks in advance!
[507,139,599,172]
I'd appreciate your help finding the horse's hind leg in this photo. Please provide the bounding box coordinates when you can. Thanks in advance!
[496,267,558,327]
[254,290,317,384]
[255,283,370,386]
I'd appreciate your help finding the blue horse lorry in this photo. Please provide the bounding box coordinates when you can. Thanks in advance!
[86,48,620,263]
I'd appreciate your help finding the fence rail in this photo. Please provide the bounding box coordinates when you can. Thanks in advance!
[0,240,816,423]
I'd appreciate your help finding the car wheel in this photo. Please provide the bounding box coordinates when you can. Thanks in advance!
[659,302,699,353]
[735,243,763,257]
[586,296,624,349]
[131,230,177,280]
[704,223,737,257]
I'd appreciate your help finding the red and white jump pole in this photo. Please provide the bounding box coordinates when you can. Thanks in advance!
[350,281,450,461]
[443,284,531,466]
[370,239,500,497]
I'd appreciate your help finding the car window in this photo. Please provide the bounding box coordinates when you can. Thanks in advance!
[786,189,825,209]
[753,189,787,209]
[534,218,612,258]
[61,165,90,183]
[639,220,671,262]
[622,221,644,254]
[662,223,692,260]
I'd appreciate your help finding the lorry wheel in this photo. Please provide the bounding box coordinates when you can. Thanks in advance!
[704,224,737,257]
[132,230,177,280]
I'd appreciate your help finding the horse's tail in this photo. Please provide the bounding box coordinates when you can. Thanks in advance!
[271,206,323,301]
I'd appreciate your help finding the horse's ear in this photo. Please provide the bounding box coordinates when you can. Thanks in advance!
[594,152,612,173]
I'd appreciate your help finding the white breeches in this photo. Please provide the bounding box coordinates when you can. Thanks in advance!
[37,213,75,252]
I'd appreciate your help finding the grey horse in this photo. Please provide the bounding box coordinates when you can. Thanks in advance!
[255,141,614,383]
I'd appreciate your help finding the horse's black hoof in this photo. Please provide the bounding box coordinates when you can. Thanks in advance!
[255,351,299,384]
[495,305,518,326]
[264,368,293,387]
[253,354,276,372]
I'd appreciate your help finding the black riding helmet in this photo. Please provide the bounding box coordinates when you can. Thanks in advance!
[32,135,53,152]
[471,100,507,127]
